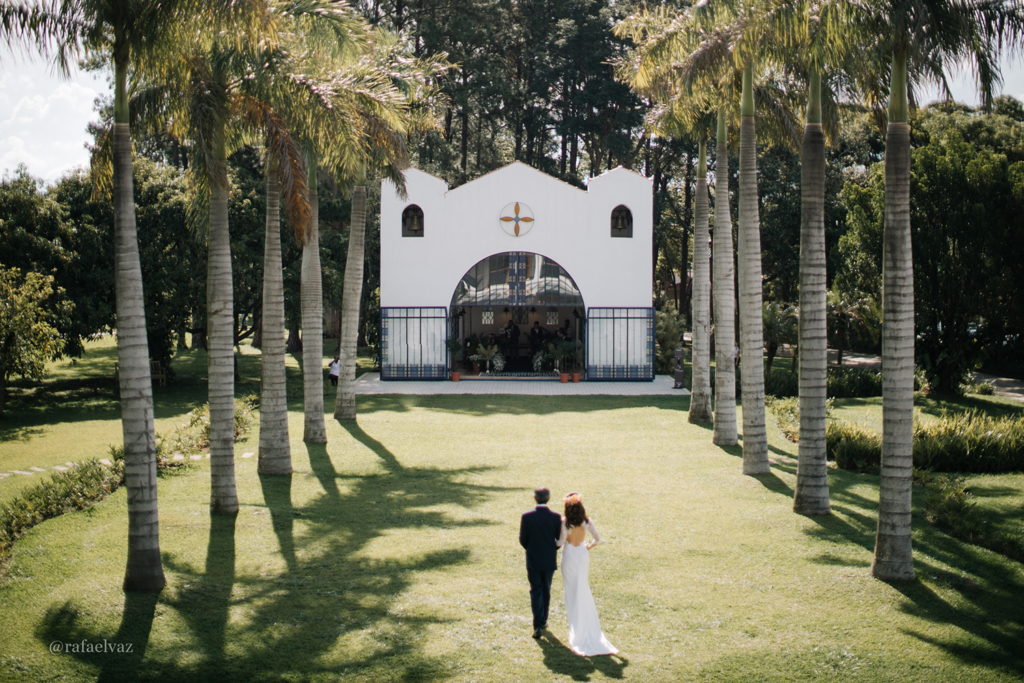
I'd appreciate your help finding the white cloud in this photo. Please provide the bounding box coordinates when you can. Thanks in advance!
[0,53,107,184]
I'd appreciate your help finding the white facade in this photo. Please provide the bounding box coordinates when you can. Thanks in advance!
[379,161,654,380]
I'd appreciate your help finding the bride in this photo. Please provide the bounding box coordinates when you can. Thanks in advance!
[557,492,618,657]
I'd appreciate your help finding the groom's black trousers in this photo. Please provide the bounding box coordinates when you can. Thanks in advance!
[527,568,555,628]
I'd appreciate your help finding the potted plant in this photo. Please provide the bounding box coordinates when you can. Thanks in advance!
[571,340,584,383]
[476,343,499,374]
[549,340,573,382]
[465,333,482,374]
[445,337,463,381]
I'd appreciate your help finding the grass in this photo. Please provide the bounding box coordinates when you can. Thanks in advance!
[0,336,374,503]
[0,390,1022,681]
[0,340,1022,681]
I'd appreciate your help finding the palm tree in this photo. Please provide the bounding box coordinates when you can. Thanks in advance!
[0,0,213,592]
[301,153,327,442]
[735,62,770,475]
[257,153,293,474]
[712,105,738,446]
[334,176,367,421]
[850,0,1024,580]
[689,136,713,424]
[615,1,800,466]
[794,60,830,515]
[333,33,449,422]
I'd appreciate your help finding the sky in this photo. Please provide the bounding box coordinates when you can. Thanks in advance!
[1,52,1023,186]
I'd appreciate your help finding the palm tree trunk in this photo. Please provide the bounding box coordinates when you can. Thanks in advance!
[689,138,713,423]
[713,104,738,446]
[258,159,292,474]
[794,68,830,515]
[208,129,238,514]
[737,63,769,474]
[334,183,366,420]
[113,57,165,592]
[302,155,327,443]
[873,51,915,581]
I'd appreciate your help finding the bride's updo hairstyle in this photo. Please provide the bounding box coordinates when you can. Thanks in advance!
[563,492,588,528]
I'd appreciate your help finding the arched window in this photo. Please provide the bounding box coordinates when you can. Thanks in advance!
[402,204,424,237]
[611,205,633,238]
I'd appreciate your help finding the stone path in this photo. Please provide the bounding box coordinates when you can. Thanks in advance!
[973,372,1024,404]
[352,373,692,396]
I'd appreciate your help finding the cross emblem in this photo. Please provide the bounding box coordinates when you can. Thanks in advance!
[499,202,534,237]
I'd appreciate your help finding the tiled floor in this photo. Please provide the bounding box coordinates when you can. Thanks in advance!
[353,373,692,396]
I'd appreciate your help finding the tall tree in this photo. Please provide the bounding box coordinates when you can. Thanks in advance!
[736,61,769,474]
[0,0,212,591]
[852,0,1024,582]
[712,105,738,446]
[689,137,713,423]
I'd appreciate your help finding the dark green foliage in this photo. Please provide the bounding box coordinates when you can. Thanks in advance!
[826,419,882,473]
[837,106,1024,394]
[917,471,1024,563]
[0,167,114,359]
[107,394,258,469]
[0,460,124,563]
[827,367,883,398]
[915,411,1024,473]
[655,308,684,374]
[764,368,799,397]
[829,412,1024,475]
[764,366,885,399]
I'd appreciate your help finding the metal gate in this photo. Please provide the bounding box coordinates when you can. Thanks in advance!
[381,307,448,380]
[585,307,655,381]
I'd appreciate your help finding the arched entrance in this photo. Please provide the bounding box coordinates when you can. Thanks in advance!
[450,252,585,376]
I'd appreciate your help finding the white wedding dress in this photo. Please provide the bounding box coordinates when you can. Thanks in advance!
[559,519,618,657]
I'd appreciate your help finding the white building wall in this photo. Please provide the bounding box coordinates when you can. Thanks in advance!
[380,162,652,310]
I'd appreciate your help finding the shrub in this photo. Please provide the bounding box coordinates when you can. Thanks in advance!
[914,411,1024,473]
[827,419,882,473]
[916,470,1024,563]
[655,309,684,374]
[827,367,883,398]
[964,380,995,396]
[764,369,798,398]
[763,367,887,399]
[108,394,259,469]
[829,411,1024,474]
[0,460,124,563]
[766,396,834,443]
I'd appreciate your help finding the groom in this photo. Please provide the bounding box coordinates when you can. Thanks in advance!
[519,486,562,639]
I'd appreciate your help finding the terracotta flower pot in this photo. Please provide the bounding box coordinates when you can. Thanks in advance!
[571,372,580,383]
[451,371,460,382]
[560,373,569,383]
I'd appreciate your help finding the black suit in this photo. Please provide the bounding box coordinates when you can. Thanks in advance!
[519,505,562,629]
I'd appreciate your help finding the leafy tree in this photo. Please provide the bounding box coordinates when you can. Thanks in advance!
[0,167,114,357]
[0,267,66,418]
[826,286,879,367]
[762,301,797,373]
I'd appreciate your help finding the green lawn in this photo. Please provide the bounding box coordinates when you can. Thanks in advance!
[0,336,374,503]
[1,381,1023,680]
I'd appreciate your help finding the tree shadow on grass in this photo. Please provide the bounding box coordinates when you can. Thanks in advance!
[788,468,1024,671]
[537,631,629,681]
[34,416,510,681]
[889,550,1024,676]
[36,591,158,682]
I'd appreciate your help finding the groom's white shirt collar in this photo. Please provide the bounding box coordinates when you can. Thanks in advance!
[536,504,548,507]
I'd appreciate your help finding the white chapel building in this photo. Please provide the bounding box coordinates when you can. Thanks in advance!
[379,161,655,381]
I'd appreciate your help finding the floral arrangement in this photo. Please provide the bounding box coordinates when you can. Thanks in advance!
[564,492,582,505]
